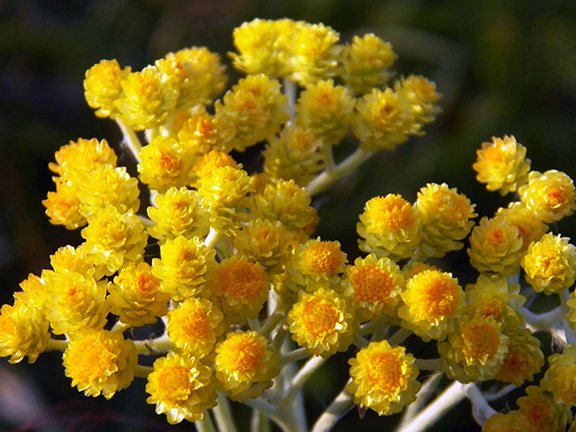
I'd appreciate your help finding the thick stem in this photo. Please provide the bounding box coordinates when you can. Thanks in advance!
[196,412,218,432]
[116,119,143,162]
[212,393,239,432]
[311,383,355,432]
[283,355,326,404]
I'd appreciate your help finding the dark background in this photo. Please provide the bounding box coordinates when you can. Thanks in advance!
[1,0,576,431]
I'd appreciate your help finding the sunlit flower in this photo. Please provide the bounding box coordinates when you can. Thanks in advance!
[43,180,86,230]
[494,327,544,386]
[517,385,572,432]
[49,138,117,181]
[394,75,442,127]
[520,170,576,223]
[482,410,537,432]
[541,345,576,406]
[495,202,548,251]
[84,60,131,119]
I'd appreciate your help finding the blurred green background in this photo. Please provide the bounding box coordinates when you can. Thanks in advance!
[1,0,576,431]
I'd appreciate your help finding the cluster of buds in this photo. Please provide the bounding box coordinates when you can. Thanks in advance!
[2,17,576,432]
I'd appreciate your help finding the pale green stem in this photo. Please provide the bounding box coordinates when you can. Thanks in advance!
[398,372,443,429]
[484,384,517,401]
[283,355,326,405]
[306,148,375,197]
[353,333,370,348]
[116,119,143,161]
[258,311,286,339]
[283,77,297,121]
[322,140,336,175]
[280,347,310,366]
[560,289,576,345]
[134,334,171,355]
[521,306,563,331]
[248,318,262,332]
[310,382,355,432]
[46,339,69,351]
[111,321,129,333]
[278,338,309,432]
[212,392,238,432]
[397,380,467,432]
[196,411,218,432]
[244,398,305,432]
[464,383,497,426]
[251,409,271,432]
[137,214,155,228]
[134,364,153,378]
[388,327,412,346]
[204,227,222,249]
[415,358,440,371]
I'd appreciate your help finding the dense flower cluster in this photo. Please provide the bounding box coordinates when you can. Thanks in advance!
[5,17,576,432]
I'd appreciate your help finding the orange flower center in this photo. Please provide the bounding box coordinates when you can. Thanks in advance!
[157,365,192,402]
[462,322,500,360]
[218,334,265,374]
[219,260,265,302]
[303,241,343,276]
[362,351,404,394]
[351,265,396,304]
[366,195,414,233]
[300,297,339,339]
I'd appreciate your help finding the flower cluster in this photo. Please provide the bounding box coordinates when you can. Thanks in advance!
[5,17,576,432]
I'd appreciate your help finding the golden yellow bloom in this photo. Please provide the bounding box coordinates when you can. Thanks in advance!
[517,385,572,432]
[81,206,148,275]
[108,262,169,327]
[352,88,413,151]
[177,111,234,156]
[167,297,224,359]
[494,327,544,386]
[44,271,109,335]
[496,202,548,251]
[473,135,531,195]
[358,194,421,260]
[63,329,137,399]
[152,235,216,301]
[214,331,280,401]
[47,243,105,282]
[212,257,269,325]
[14,273,48,312]
[288,288,355,358]
[215,74,288,152]
[0,300,50,364]
[415,183,476,257]
[295,79,355,146]
[114,65,179,130]
[76,165,140,218]
[347,339,421,416]
[520,170,576,223]
[398,269,463,341]
[147,187,210,242]
[84,60,131,119]
[541,345,576,406]
[564,290,576,331]
[138,136,196,192]
[482,410,537,432]
[146,352,217,424]
[521,232,576,295]
[49,138,117,181]
[394,75,442,127]
[43,181,86,230]
[191,149,239,186]
[345,255,405,322]
[468,215,524,276]
[342,34,396,95]
[263,124,324,187]
[438,314,509,383]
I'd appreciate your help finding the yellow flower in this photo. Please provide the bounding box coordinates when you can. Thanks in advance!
[214,331,280,402]
[347,339,421,416]
[212,257,269,325]
[44,271,109,335]
[438,314,509,383]
[81,206,148,275]
[147,187,210,242]
[114,65,179,130]
[398,269,463,341]
[167,297,224,359]
[521,232,576,295]
[473,135,531,195]
[152,235,216,301]
[47,243,105,282]
[295,79,355,146]
[0,300,50,364]
[191,149,239,187]
[146,352,217,424]
[357,194,421,260]
[43,181,86,230]
[494,327,544,386]
[342,34,396,95]
[482,410,537,432]
[84,60,131,119]
[63,329,137,399]
[496,202,548,251]
[517,385,572,432]
[288,288,355,358]
[541,345,576,406]
[468,215,524,276]
[520,170,576,223]
[415,183,477,258]
[138,136,196,192]
[344,254,405,322]
[14,273,48,312]
[394,75,442,127]
[177,111,233,156]
[108,262,169,327]
[49,138,117,181]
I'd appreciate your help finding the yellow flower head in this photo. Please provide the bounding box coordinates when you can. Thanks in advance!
[517,385,572,432]
[49,138,117,181]
[214,331,280,402]
[177,111,233,156]
[63,329,137,399]
[288,288,355,358]
[108,262,169,327]
[542,345,576,406]
[44,271,109,335]
[521,232,576,295]
[482,410,537,432]
[192,149,239,184]
[494,327,544,386]
[167,297,224,359]
[520,170,576,223]
[46,243,105,282]
[468,215,524,276]
[84,59,131,119]
[146,352,217,424]
[81,206,148,275]
[43,181,86,230]
[295,79,355,146]
[114,65,179,130]
[473,136,531,195]
[212,257,269,325]
[138,136,196,192]
[147,187,210,242]
[342,33,397,95]
[290,238,347,289]
[345,254,405,322]
[398,269,463,341]
[14,273,48,312]
[394,75,442,126]
[438,314,509,383]
[0,300,50,364]
[347,339,421,416]
[358,194,421,260]
[415,183,477,258]
[152,235,216,301]
[496,202,548,251]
